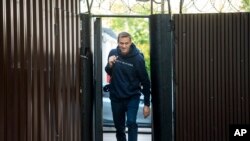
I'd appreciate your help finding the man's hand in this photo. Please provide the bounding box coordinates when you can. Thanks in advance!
[108,55,118,68]
[143,105,150,118]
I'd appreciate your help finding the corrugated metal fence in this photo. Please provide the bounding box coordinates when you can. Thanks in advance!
[0,0,81,141]
[174,13,249,141]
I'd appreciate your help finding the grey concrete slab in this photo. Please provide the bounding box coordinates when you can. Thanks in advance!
[103,133,152,141]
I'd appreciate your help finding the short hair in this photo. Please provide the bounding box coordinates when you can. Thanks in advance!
[117,32,132,42]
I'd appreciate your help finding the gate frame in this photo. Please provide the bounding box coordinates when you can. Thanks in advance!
[80,13,175,141]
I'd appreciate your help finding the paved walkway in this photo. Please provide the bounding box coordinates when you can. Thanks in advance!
[103,133,152,141]
[103,127,152,141]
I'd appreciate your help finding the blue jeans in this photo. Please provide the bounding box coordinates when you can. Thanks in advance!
[111,95,140,141]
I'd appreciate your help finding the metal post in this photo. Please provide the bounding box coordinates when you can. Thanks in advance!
[93,17,103,141]
[150,14,173,141]
[80,13,93,141]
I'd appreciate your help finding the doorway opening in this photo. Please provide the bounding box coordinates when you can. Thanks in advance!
[81,14,175,141]
[93,16,152,141]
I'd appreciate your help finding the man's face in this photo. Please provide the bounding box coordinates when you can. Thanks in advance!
[118,36,132,55]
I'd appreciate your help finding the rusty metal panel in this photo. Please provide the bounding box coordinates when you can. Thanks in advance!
[0,0,81,141]
[174,13,250,141]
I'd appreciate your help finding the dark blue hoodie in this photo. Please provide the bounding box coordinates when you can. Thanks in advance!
[105,43,151,106]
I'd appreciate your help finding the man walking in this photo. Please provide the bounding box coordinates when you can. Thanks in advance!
[105,32,151,141]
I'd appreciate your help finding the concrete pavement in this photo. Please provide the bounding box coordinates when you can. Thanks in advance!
[103,133,151,141]
[103,127,152,141]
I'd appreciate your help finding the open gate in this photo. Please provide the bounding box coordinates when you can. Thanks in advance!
[80,13,250,141]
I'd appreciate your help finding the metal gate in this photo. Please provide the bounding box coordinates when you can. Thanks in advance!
[80,13,250,141]
[0,0,81,141]
[174,13,250,141]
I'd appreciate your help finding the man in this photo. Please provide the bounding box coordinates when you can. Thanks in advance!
[105,32,151,141]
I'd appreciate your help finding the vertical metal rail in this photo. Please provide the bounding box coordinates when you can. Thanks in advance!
[150,14,173,141]
[80,13,93,141]
[0,1,7,141]
[93,17,103,141]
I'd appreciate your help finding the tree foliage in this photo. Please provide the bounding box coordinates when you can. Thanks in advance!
[109,17,151,76]
[241,0,250,11]
[103,2,152,76]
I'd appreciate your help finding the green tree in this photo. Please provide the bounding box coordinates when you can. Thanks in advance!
[241,0,250,11]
